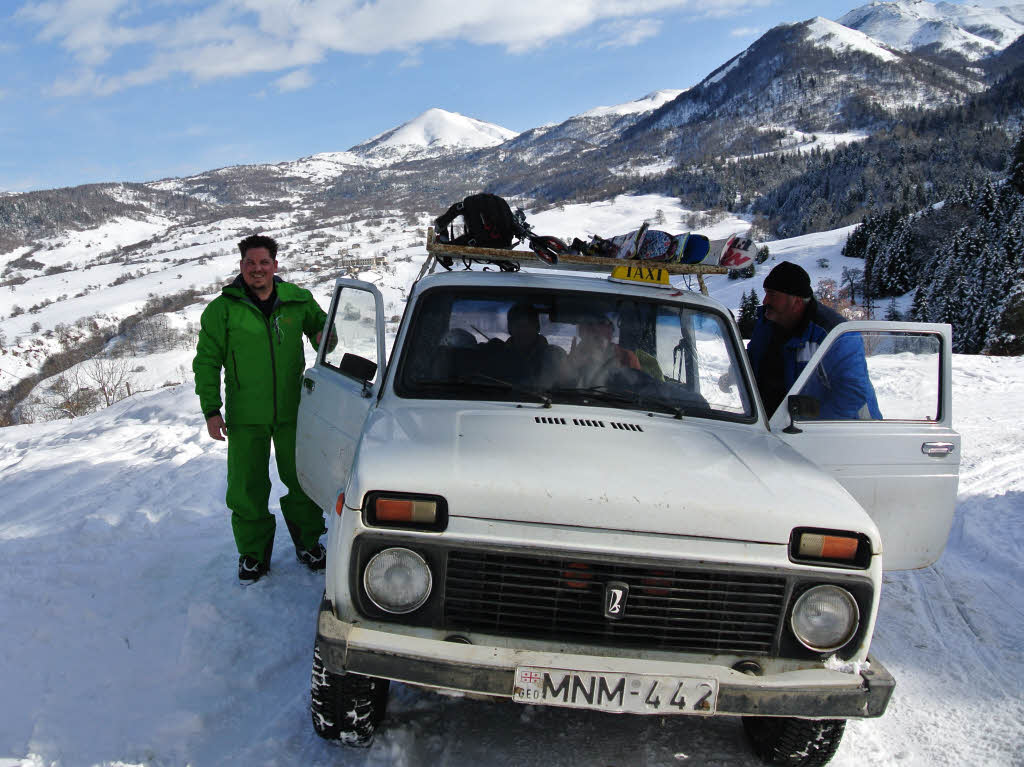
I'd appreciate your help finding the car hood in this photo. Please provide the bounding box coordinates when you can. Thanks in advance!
[348,401,876,546]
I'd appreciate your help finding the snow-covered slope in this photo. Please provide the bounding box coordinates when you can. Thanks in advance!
[625,14,977,156]
[804,15,902,62]
[839,0,1024,60]
[350,108,518,160]
[580,89,686,118]
[1,205,1022,766]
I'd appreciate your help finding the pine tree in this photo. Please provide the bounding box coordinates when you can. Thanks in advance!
[738,290,758,339]
[842,219,869,260]
[1007,128,1024,197]
[909,287,927,322]
[985,199,1024,354]
[923,227,968,330]
[963,234,1001,353]
[866,231,886,299]
[882,218,915,296]
[985,281,1024,355]
[977,180,1000,222]
[884,298,901,322]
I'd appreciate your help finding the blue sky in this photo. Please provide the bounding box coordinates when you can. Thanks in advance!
[3,0,880,192]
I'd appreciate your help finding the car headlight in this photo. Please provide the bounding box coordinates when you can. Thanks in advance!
[363,547,432,614]
[790,585,860,652]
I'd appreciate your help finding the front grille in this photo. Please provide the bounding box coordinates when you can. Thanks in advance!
[444,550,787,656]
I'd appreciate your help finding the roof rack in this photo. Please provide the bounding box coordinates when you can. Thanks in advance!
[422,228,729,295]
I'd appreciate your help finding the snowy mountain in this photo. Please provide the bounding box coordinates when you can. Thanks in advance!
[579,89,686,118]
[621,14,977,161]
[839,0,1024,61]
[349,108,518,160]
[803,15,902,62]
[4,1,1015,250]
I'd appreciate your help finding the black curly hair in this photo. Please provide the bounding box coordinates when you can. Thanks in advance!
[238,234,278,260]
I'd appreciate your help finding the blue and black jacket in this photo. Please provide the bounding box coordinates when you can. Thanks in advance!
[746,300,882,420]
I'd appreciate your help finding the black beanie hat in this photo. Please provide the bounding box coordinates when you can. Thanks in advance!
[763,261,812,298]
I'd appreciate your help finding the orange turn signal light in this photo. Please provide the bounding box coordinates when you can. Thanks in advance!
[374,498,438,524]
[799,534,859,561]
[364,493,447,531]
[790,528,870,568]
[335,492,345,516]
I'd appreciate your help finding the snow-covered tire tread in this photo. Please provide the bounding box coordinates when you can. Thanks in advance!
[742,716,846,767]
[310,644,389,747]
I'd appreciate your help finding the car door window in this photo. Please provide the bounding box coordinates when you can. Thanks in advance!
[323,286,379,381]
[793,330,942,422]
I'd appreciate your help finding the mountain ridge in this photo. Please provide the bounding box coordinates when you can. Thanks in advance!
[1,1,1021,250]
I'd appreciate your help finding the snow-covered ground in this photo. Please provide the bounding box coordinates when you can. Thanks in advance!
[1,352,1020,767]
[1,196,1023,765]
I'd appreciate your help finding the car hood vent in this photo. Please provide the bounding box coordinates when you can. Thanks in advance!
[534,416,643,432]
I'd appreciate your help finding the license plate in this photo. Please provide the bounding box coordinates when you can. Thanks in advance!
[513,667,718,715]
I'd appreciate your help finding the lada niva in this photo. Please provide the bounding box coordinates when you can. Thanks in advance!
[296,263,959,765]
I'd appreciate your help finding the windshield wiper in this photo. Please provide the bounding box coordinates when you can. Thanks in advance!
[413,374,552,407]
[633,394,691,419]
[548,385,639,406]
[551,385,694,419]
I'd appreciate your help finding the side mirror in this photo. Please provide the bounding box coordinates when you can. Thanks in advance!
[782,394,820,434]
[339,353,377,384]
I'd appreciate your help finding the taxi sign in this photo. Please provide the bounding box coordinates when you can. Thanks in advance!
[608,264,673,288]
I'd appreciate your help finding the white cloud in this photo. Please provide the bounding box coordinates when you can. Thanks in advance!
[730,26,761,37]
[275,68,314,92]
[597,18,661,49]
[399,54,422,69]
[14,0,768,95]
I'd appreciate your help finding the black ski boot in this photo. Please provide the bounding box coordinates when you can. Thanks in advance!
[285,519,326,571]
[296,543,327,571]
[238,554,269,582]
[237,538,274,582]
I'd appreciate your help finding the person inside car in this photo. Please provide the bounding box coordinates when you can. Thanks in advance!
[567,311,643,388]
[484,302,567,387]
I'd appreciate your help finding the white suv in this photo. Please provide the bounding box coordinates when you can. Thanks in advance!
[296,266,959,766]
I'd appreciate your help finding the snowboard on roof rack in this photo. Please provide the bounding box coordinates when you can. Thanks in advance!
[599,227,711,265]
[717,234,756,269]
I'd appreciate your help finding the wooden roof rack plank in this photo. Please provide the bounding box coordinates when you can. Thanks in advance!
[424,227,730,295]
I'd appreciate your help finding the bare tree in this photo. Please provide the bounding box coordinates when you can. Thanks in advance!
[85,357,135,407]
[45,369,100,419]
[841,267,864,305]
[54,322,76,350]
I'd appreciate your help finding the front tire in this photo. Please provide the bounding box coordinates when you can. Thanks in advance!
[742,716,846,766]
[310,644,390,746]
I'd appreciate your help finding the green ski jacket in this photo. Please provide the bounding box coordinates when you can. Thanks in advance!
[193,276,328,425]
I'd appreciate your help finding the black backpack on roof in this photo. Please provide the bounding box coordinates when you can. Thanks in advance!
[434,193,517,248]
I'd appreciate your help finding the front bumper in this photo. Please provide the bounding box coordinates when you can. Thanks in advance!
[317,600,895,719]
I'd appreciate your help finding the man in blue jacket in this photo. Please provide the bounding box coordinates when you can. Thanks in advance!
[746,261,881,420]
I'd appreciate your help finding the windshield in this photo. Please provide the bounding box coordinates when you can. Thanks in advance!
[395,287,754,421]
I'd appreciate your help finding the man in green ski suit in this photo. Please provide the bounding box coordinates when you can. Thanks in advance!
[193,234,329,582]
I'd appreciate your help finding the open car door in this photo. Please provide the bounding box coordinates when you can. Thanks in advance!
[296,279,386,515]
[768,321,959,570]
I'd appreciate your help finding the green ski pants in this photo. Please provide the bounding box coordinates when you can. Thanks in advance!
[225,422,326,562]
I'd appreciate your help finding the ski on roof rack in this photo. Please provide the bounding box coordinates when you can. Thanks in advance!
[423,228,729,295]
